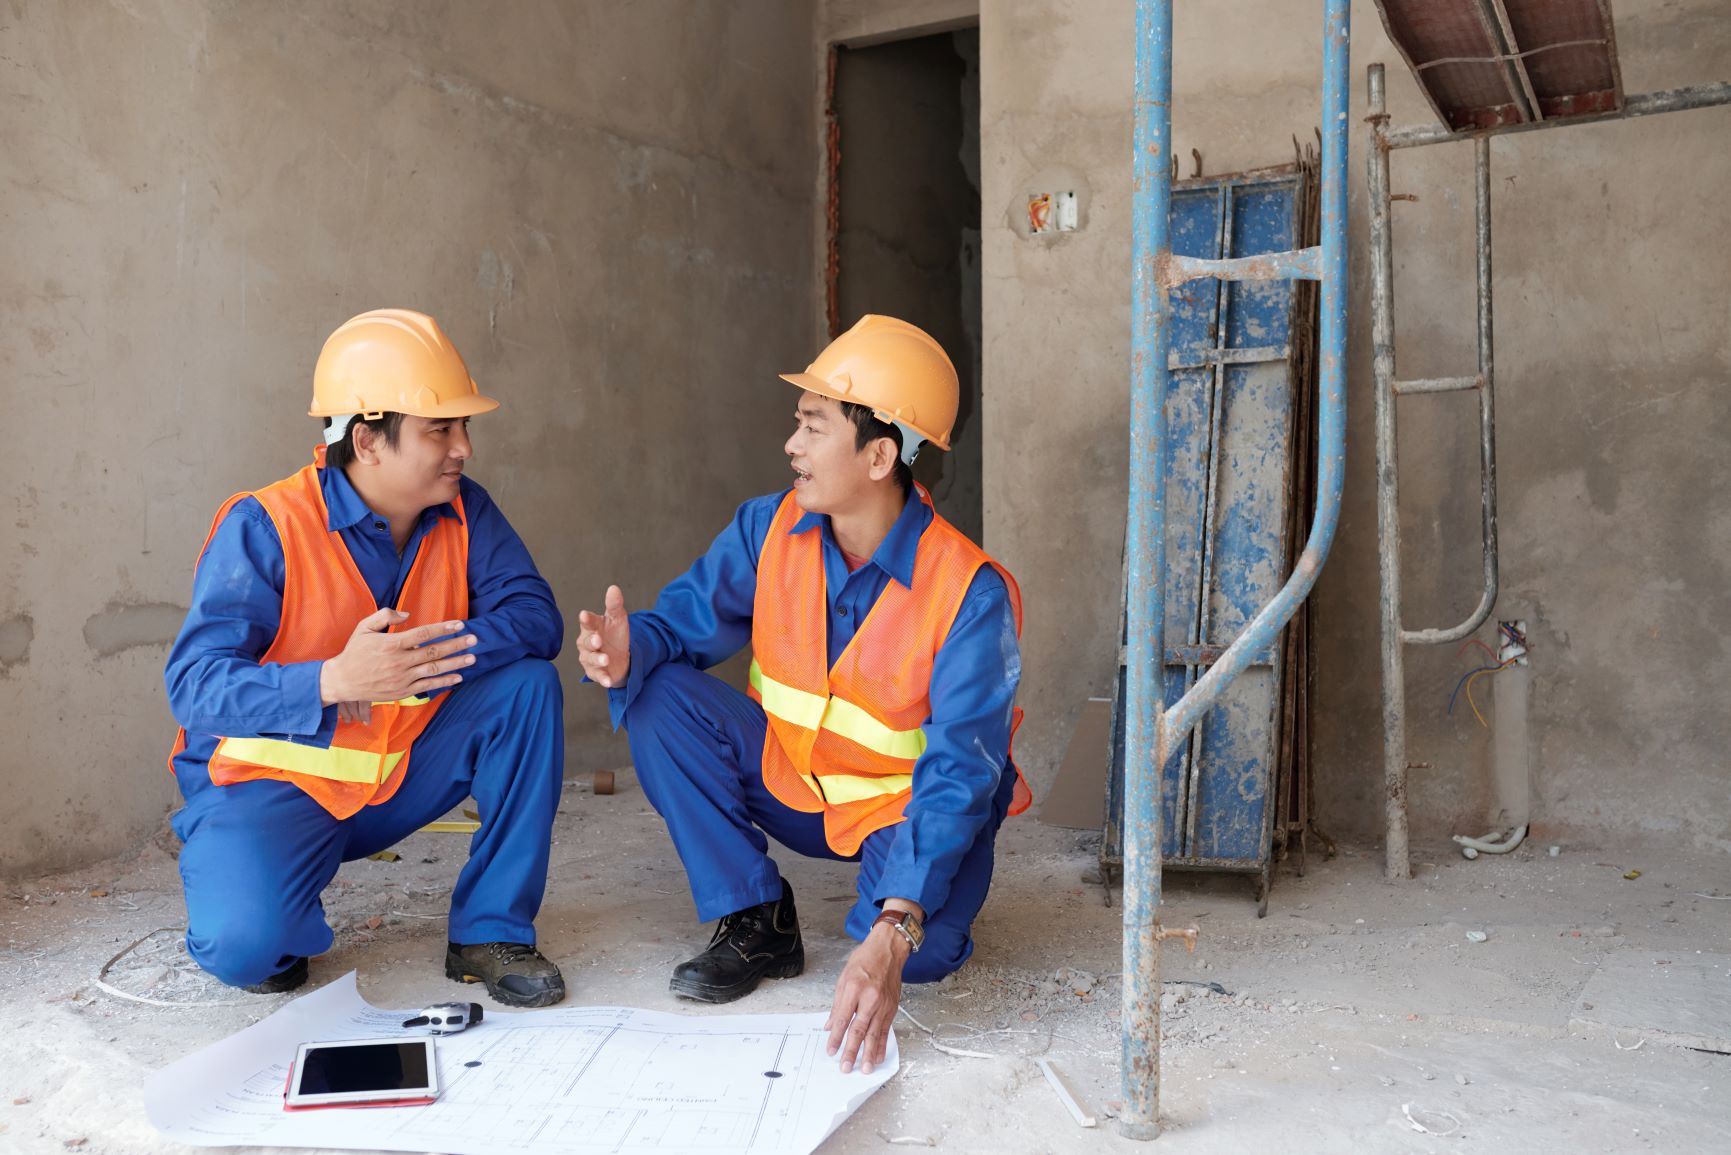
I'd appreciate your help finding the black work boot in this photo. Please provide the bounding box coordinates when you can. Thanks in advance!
[445,941,566,1008]
[240,956,308,995]
[670,879,804,1004]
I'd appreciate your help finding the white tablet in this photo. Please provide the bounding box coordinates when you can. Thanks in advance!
[284,1037,439,1110]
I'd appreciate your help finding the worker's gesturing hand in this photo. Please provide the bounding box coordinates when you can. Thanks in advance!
[577,585,631,689]
[319,609,477,707]
[824,929,907,1075]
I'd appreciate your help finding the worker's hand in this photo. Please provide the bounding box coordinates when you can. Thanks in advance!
[576,585,631,689]
[824,925,907,1075]
[319,609,477,706]
[336,700,372,725]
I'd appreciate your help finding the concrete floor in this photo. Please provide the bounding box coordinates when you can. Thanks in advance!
[2,769,1728,1154]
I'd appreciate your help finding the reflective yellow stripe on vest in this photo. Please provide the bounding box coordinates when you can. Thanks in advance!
[817,772,914,804]
[749,659,928,770]
[218,739,406,785]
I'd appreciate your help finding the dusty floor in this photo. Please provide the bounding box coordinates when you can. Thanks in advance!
[2,769,1729,1154]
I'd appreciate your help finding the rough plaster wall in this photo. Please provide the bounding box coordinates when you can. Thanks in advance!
[981,0,1731,853]
[0,0,815,877]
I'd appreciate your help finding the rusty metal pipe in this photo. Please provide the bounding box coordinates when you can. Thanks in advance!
[1400,135,1500,648]
[1394,375,1481,395]
[1127,1,1350,1133]
[1387,81,1731,149]
[1123,0,1172,1138]
[1368,63,1410,881]
[1163,246,1323,286]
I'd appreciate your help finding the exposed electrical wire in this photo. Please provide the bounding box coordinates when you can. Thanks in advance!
[1457,638,1499,663]
[1447,626,1531,728]
[1447,663,1502,716]
[1462,661,1514,728]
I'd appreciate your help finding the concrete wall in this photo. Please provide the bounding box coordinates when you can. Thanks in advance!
[981,0,1731,853]
[1,0,816,877]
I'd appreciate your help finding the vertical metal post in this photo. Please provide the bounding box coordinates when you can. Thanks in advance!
[1368,64,1411,881]
[1471,136,1499,638]
[1124,0,1350,1137]
[1314,0,1351,597]
[1122,0,1171,1139]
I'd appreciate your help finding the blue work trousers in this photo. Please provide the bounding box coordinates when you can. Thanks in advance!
[624,662,1012,983]
[171,658,565,987]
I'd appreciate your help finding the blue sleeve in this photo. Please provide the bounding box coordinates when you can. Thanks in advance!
[162,498,335,742]
[459,479,564,678]
[608,492,786,730]
[872,565,1021,917]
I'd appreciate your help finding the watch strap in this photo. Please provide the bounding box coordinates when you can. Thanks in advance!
[872,910,922,952]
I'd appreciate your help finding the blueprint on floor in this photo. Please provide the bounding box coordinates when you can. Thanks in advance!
[144,971,897,1154]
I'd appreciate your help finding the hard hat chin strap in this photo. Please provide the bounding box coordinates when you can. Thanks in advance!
[323,414,358,447]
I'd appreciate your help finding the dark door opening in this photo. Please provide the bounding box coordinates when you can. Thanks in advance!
[830,28,982,543]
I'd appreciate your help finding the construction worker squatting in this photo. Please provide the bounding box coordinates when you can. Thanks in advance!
[576,315,1030,1074]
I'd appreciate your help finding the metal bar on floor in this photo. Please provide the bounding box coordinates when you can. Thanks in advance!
[1124,0,1350,1137]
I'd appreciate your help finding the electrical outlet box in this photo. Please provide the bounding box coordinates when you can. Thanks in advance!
[1498,620,1529,665]
[1028,190,1078,234]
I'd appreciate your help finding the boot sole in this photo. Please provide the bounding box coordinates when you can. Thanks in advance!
[668,950,805,1005]
[445,954,566,1009]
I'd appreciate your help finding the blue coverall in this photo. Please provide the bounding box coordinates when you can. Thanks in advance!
[164,464,564,987]
[611,487,1022,982]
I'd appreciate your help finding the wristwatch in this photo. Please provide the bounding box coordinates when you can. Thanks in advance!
[872,909,924,954]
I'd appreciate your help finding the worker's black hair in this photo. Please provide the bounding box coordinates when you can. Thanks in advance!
[322,413,405,471]
[840,401,914,495]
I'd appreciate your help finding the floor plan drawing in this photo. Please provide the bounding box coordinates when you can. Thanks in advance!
[145,972,898,1155]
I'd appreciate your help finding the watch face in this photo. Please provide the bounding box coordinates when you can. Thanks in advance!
[877,912,923,951]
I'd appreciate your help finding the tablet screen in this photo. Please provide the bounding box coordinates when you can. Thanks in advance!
[294,1040,435,1098]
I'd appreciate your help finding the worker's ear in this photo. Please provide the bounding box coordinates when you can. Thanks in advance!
[351,420,385,466]
[865,436,899,483]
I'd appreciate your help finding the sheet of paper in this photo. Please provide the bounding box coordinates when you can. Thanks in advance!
[144,972,897,1154]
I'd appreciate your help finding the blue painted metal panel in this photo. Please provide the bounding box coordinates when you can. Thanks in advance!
[1105,168,1308,870]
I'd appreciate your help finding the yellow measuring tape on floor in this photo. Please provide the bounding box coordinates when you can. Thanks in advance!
[368,809,481,861]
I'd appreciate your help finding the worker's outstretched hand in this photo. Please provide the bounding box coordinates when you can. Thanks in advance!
[577,585,631,689]
[824,929,907,1075]
[319,609,477,707]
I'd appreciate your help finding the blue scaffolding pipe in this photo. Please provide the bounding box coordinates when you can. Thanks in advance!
[1123,0,1351,1139]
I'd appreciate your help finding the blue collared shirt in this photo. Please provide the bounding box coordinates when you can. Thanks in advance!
[165,464,563,788]
[611,487,1022,918]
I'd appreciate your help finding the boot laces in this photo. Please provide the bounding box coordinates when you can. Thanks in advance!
[709,904,775,952]
[486,941,539,965]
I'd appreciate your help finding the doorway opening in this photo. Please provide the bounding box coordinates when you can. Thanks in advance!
[828,27,982,542]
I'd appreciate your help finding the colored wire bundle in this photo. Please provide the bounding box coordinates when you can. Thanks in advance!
[1447,624,1529,728]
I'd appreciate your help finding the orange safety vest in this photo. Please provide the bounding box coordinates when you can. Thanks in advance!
[166,451,469,820]
[749,487,1031,855]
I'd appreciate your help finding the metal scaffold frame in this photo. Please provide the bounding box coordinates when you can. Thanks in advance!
[1369,62,1731,881]
[1123,0,1350,1138]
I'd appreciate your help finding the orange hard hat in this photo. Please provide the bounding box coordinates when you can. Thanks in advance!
[310,309,498,419]
[780,315,957,456]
